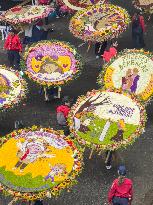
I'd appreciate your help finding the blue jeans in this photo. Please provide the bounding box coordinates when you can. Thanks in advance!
[112,197,129,205]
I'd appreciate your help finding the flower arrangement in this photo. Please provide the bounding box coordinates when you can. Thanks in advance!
[0,65,27,111]
[133,0,153,14]
[98,49,153,102]
[69,4,130,42]
[56,0,107,11]
[68,89,146,151]
[24,40,83,87]
[0,5,54,24]
[0,126,84,201]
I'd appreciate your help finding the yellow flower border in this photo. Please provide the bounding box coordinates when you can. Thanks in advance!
[0,126,84,201]
[0,65,27,111]
[68,88,146,151]
[69,4,131,42]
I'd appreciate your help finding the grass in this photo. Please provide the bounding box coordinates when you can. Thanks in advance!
[77,115,138,145]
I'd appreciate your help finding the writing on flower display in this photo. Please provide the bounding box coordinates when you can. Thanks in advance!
[109,104,135,117]
[119,54,150,72]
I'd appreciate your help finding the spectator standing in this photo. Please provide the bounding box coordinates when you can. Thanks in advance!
[4,28,22,70]
[132,11,146,49]
[108,165,133,205]
[95,41,107,59]
[102,41,118,63]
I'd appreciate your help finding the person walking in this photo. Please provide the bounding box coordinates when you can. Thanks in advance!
[132,11,146,49]
[95,41,107,59]
[102,41,118,63]
[4,28,22,70]
[56,96,71,136]
[108,165,133,205]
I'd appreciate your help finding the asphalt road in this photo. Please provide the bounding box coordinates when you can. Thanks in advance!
[1,0,153,204]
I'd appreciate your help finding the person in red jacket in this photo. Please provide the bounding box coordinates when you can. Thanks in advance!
[102,41,118,63]
[56,96,71,136]
[132,11,146,48]
[108,165,133,205]
[4,28,22,71]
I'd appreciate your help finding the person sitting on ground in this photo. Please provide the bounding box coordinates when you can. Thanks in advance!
[102,41,118,63]
[108,165,133,205]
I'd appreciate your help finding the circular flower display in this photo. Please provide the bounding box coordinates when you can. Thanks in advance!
[69,4,130,42]
[133,0,153,14]
[0,127,83,200]
[68,89,146,151]
[98,49,153,102]
[56,0,108,11]
[0,5,54,24]
[24,40,82,87]
[0,65,27,111]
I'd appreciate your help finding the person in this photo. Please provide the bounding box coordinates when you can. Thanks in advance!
[102,41,118,63]
[108,165,133,205]
[56,96,71,136]
[132,11,145,49]
[105,120,125,170]
[33,200,43,205]
[23,24,33,45]
[4,28,22,70]
[122,68,140,93]
[95,41,107,59]
[122,69,133,92]
[43,86,61,102]
[130,68,140,93]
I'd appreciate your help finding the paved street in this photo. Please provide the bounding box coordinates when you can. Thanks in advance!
[1,0,153,204]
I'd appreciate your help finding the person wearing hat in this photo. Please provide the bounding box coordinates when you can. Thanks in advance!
[4,28,22,71]
[108,165,133,205]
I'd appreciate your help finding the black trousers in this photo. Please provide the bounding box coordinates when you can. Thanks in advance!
[95,41,107,56]
[105,150,113,166]
[7,50,20,70]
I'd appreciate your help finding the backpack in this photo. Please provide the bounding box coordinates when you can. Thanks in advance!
[57,112,66,126]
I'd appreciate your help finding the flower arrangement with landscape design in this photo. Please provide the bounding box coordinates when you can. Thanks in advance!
[98,49,153,102]
[0,65,27,111]
[56,0,108,11]
[133,0,153,14]
[68,89,146,151]
[69,4,130,42]
[0,5,54,24]
[24,40,83,87]
[0,126,83,201]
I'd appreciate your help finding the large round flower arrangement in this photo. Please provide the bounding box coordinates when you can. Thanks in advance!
[69,4,130,42]
[0,5,54,24]
[0,126,83,201]
[133,0,153,14]
[68,89,146,151]
[24,40,82,87]
[98,49,153,102]
[0,65,27,111]
[56,0,108,11]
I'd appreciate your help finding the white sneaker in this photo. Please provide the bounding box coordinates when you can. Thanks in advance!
[56,16,60,18]
[106,165,112,170]
[96,56,100,59]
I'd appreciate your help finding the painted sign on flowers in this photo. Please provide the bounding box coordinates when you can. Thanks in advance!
[69,4,130,42]
[0,127,83,200]
[0,66,27,111]
[99,49,153,101]
[68,89,146,151]
[24,41,82,87]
